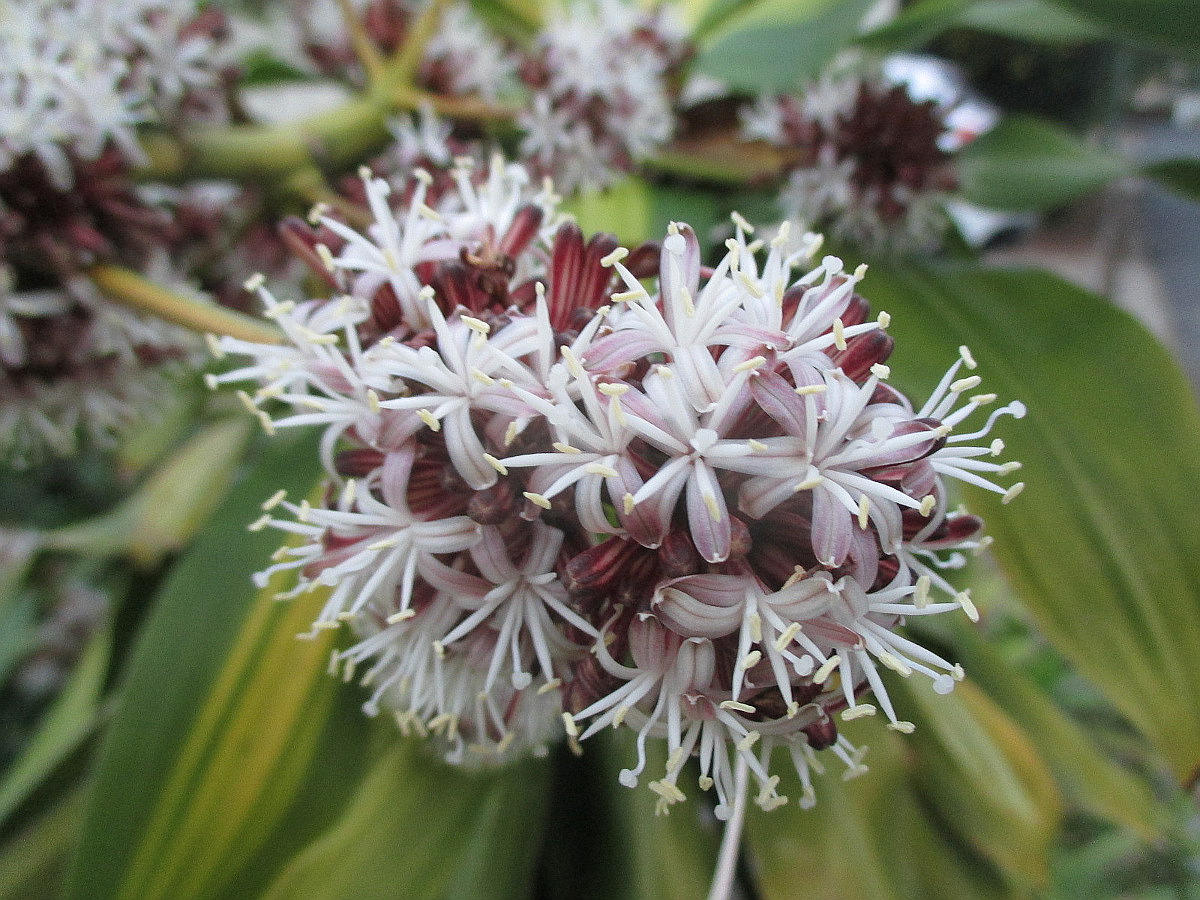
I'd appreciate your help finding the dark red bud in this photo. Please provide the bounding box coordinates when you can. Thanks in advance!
[802,716,839,750]
[658,529,699,578]
[624,241,662,279]
[831,330,894,381]
[468,479,519,525]
[564,538,641,597]
[498,203,545,258]
[335,448,385,477]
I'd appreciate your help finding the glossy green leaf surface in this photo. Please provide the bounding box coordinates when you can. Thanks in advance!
[65,431,331,899]
[895,680,1062,892]
[745,720,1010,899]
[926,614,1165,838]
[694,0,876,93]
[0,620,110,829]
[865,261,1200,785]
[953,0,1107,42]
[956,116,1128,211]
[66,428,554,899]
[261,742,549,900]
[861,0,1104,49]
[0,788,85,900]
[1048,0,1200,51]
[45,417,252,564]
[1142,158,1200,203]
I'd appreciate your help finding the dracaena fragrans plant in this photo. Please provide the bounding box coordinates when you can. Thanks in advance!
[212,153,1025,824]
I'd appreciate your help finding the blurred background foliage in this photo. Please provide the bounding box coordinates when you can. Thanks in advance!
[2,0,1200,897]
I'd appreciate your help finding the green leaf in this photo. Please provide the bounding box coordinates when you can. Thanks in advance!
[67,429,553,899]
[954,0,1107,42]
[858,0,973,51]
[599,731,721,899]
[469,0,542,41]
[0,621,111,829]
[926,613,1166,838]
[894,680,1063,892]
[865,260,1200,785]
[45,417,253,564]
[1048,0,1200,51]
[745,722,1008,899]
[694,0,877,93]
[0,787,86,900]
[565,178,655,246]
[65,431,332,899]
[955,115,1128,210]
[0,594,36,687]
[861,0,1104,50]
[1142,158,1200,203]
[260,742,549,900]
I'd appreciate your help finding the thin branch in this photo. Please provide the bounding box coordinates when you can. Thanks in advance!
[335,0,388,86]
[387,0,452,87]
[88,264,283,345]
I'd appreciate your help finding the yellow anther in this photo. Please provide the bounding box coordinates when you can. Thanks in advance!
[833,318,847,351]
[957,591,980,622]
[461,315,490,334]
[951,375,982,393]
[736,731,761,752]
[600,247,628,267]
[877,652,912,676]
[914,575,931,609]
[841,704,876,720]
[813,655,841,684]
[774,622,802,651]
[524,492,552,510]
[719,700,756,713]
[733,355,767,373]
[261,490,287,511]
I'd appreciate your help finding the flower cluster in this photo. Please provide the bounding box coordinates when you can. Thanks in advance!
[0,1,250,464]
[0,259,201,465]
[215,157,1024,817]
[0,0,228,187]
[517,0,691,192]
[742,67,958,253]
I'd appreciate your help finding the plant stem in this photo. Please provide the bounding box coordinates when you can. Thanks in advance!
[706,755,748,900]
[387,0,453,88]
[336,0,387,86]
[88,264,282,345]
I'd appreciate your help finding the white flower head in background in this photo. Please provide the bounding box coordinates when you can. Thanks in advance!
[742,62,963,254]
[217,156,1024,813]
[517,0,690,193]
[0,262,199,466]
[0,0,226,187]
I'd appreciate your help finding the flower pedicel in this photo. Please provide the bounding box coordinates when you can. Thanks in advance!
[213,156,1024,818]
